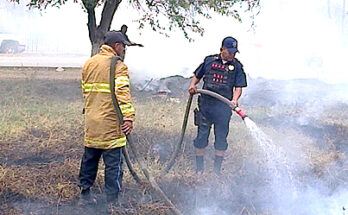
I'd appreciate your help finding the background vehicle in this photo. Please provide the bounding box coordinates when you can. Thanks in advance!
[0,39,25,54]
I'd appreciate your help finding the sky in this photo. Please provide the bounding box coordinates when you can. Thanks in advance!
[0,0,348,83]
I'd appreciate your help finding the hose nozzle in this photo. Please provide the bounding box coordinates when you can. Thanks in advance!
[234,107,248,120]
[196,89,248,120]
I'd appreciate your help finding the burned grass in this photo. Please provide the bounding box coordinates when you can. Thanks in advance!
[1,67,348,214]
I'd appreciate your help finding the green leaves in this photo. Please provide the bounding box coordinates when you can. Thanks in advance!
[10,0,260,46]
[25,0,69,9]
[130,0,260,42]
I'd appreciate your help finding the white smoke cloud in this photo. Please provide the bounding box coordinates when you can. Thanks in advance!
[244,0,348,83]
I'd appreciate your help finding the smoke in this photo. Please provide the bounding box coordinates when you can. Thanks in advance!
[186,1,348,214]
[244,0,348,84]
[128,0,348,84]
[189,110,348,215]
[1,0,347,83]
[0,0,91,54]
[245,117,348,215]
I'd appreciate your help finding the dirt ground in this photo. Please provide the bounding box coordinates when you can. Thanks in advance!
[1,67,348,215]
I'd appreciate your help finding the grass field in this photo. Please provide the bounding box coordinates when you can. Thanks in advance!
[1,67,348,215]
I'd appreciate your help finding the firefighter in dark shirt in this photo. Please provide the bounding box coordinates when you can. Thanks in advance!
[188,36,247,174]
[120,25,144,47]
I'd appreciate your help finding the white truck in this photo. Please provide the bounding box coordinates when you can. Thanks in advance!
[0,34,25,54]
[0,39,25,54]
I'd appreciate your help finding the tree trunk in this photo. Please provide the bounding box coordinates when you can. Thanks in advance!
[91,39,103,56]
[90,29,104,56]
[342,0,346,33]
[83,0,122,56]
[327,0,331,18]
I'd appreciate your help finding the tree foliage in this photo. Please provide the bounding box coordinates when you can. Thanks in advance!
[128,0,260,40]
[10,0,260,55]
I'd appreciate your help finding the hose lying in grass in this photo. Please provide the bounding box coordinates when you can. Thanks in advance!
[122,146,142,185]
[162,89,248,175]
[162,94,193,174]
[110,57,183,215]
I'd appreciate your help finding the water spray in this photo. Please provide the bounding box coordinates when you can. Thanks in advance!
[196,89,298,200]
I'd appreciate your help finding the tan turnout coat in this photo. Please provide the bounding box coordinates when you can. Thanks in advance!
[81,45,135,149]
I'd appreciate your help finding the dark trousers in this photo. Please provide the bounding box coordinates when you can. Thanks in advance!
[194,118,230,151]
[194,99,231,151]
[78,146,123,201]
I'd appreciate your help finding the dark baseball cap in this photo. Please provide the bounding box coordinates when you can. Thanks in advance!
[222,37,239,54]
[104,31,131,45]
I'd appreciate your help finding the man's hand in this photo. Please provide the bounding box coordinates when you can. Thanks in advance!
[230,100,238,109]
[121,120,133,135]
[188,75,200,95]
[231,87,242,109]
[188,84,198,95]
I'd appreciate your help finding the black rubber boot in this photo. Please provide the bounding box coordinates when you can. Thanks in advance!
[213,155,223,174]
[196,156,204,173]
[106,194,119,214]
[78,189,96,206]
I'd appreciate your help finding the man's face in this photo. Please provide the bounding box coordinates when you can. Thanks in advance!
[121,26,127,34]
[220,47,235,61]
[114,43,126,59]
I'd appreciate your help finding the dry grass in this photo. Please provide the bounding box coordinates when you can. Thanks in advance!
[0,160,80,202]
[1,67,348,214]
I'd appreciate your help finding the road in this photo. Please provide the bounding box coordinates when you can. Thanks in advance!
[0,53,89,67]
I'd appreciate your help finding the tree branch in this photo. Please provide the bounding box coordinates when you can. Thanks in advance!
[82,0,98,42]
[86,7,97,42]
[99,0,122,32]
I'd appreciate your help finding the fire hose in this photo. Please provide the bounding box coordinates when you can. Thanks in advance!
[110,57,183,215]
[110,56,248,215]
[162,89,247,174]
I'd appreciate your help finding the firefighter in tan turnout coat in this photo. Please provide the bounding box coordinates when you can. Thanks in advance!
[78,31,135,209]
